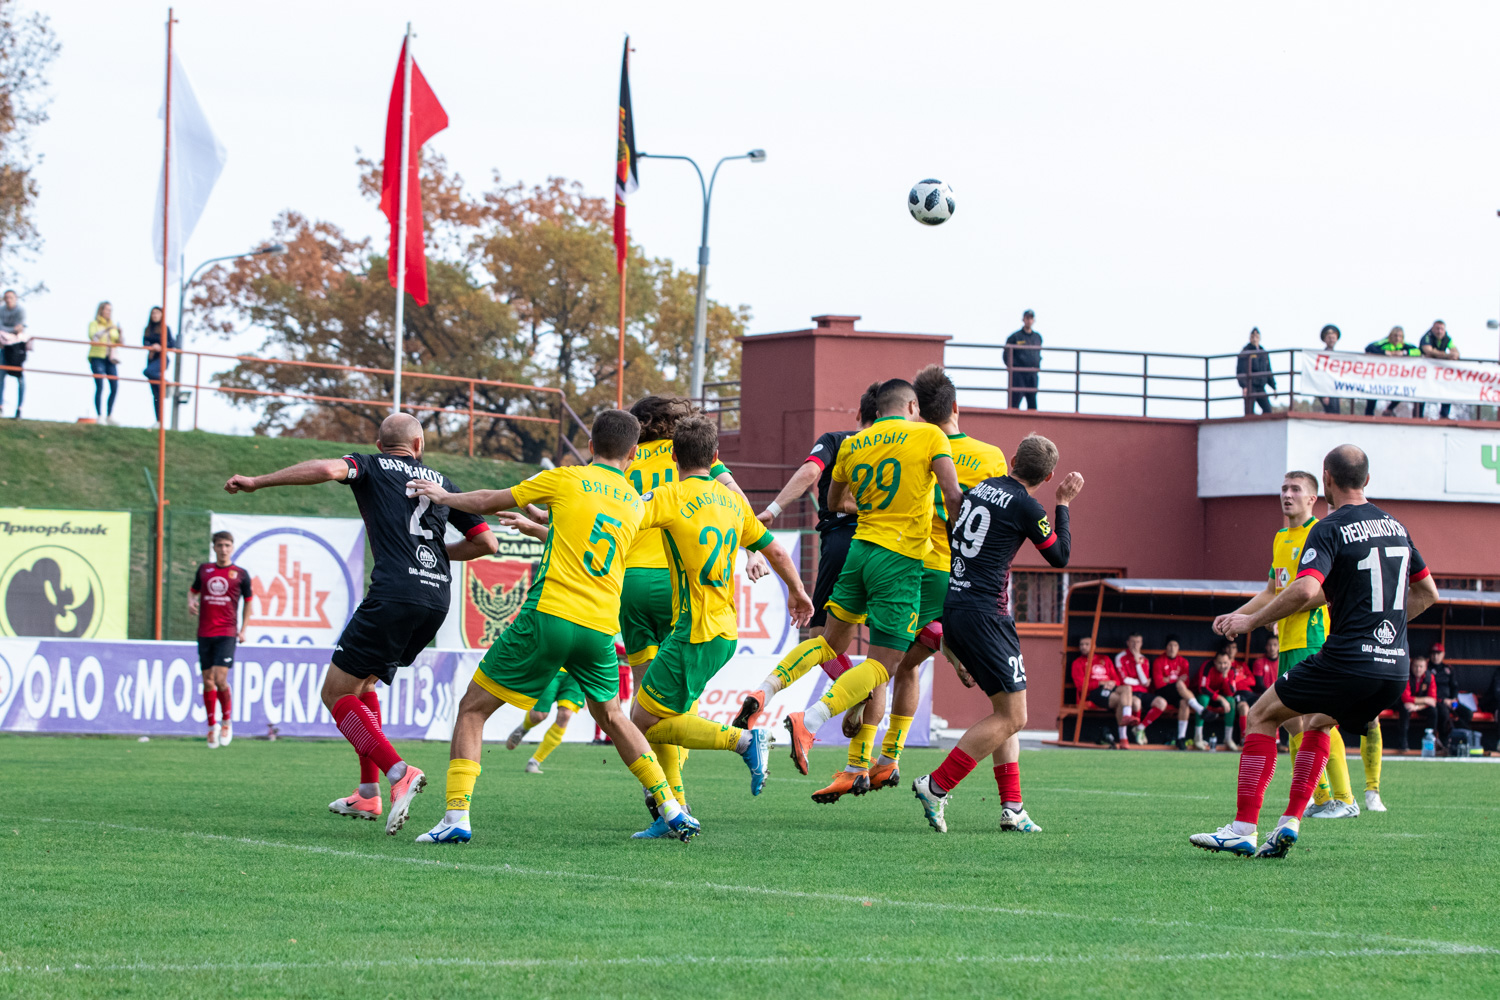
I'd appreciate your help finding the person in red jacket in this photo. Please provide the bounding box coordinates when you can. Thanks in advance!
[1396,655,1440,752]
[1144,635,1204,749]
[189,531,252,749]
[1197,643,1244,751]
[1071,636,1139,749]
[1248,637,1280,699]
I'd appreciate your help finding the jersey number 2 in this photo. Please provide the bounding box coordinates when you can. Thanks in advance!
[585,513,624,577]
[408,495,434,539]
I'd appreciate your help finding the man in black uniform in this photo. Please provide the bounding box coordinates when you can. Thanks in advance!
[910,434,1083,833]
[1005,309,1042,409]
[224,413,498,835]
[1193,444,1439,859]
[731,384,878,728]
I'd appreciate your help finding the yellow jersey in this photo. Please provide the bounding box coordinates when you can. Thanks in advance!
[622,439,729,570]
[831,416,951,561]
[640,476,771,643]
[1270,516,1328,652]
[925,432,1008,572]
[510,464,644,634]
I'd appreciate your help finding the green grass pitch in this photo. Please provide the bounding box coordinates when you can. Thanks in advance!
[2,734,1496,999]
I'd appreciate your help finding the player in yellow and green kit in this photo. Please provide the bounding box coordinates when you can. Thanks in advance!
[778,378,963,777]
[1223,470,1365,819]
[408,409,702,844]
[626,416,814,837]
[813,365,1010,803]
[502,667,586,773]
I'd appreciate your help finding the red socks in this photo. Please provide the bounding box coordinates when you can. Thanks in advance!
[357,691,383,784]
[1141,705,1163,727]
[218,687,232,722]
[931,748,978,794]
[994,762,1021,805]
[332,695,402,774]
[822,652,855,681]
[1234,733,1278,824]
[1285,729,1331,819]
[203,689,218,726]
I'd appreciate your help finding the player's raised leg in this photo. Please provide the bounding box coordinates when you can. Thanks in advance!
[321,664,424,837]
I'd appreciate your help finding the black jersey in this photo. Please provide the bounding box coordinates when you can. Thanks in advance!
[806,430,856,533]
[945,475,1071,617]
[1294,502,1429,679]
[341,453,488,610]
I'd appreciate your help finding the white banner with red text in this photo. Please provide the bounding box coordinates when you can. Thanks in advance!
[1300,350,1500,404]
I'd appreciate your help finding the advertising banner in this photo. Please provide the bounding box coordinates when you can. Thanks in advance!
[209,513,365,647]
[0,508,131,639]
[436,525,545,650]
[1300,350,1500,405]
[733,531,803,657]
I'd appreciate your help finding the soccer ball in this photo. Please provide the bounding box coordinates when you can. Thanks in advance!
[908,179,956,226]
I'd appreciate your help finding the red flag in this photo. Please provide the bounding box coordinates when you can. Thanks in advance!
[381,39,447,306]
[613,38,638,274]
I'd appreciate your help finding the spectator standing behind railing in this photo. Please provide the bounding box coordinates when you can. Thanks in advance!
[1416,320,1458,420]
[87,301,124,425]
[142,306,176,428]
[0,288,31,419]
[1364,326,1420,416]
[1005,309,1042,410]
[1236,327,1276,415]
[1317,324,1343,414]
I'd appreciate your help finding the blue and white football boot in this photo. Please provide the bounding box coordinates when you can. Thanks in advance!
[1188,823,1257,856]
[666,809,701,842]
[911,774,949,833]
[1253,817,1300,859]
[415,814,472,844]
[740,728,770,796]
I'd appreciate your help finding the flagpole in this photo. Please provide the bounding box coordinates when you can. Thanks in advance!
[392,22,413,416]
[154,6,176,642]
[617,260,626,409]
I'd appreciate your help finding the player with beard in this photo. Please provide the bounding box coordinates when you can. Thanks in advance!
[1191,445,1437,858]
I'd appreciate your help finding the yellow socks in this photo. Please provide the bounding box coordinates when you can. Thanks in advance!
[1361,721,1383,792]
[819,659,890,716]
[773,636,836,689]
[533,723,567,763]
[445,758,481,811]
[644,714,742,751]
[881,714,914,763]
[1325,727,1353,804]
[848,724,877,770]
[626,753,680,817]
[650,742,688,808]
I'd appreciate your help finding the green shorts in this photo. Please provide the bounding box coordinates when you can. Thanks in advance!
[1278,646,1319,677]
[918,567,949,633]
[638,632,737,717]
[532,667,586,714]
[474,609,620,709]
[619,566,674,667]
[826,538,923,650]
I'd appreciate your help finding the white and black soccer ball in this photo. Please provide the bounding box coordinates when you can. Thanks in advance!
[908,179,956,226]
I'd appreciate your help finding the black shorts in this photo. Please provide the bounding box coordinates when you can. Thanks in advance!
[0,342,25,371]
[1150,684,1185,706]
[810,524,855,629]
[1274,652,1407,734]
[197,635,236,671]
[1086,688,1114,710]
[941,607,1026,697]
[331,599,448,685]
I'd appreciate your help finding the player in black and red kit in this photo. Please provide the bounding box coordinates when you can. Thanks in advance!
[189,530,252,749]
[1192,444,1439,858]
[225,413,498,836]
[911,434,1084,834]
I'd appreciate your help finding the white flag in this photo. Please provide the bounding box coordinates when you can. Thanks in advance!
[152,51,226,284]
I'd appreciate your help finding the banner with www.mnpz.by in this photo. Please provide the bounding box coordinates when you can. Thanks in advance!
[0,509,131,639]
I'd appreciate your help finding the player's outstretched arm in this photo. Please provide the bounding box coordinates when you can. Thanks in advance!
[224,458,349,494]
[758,539,814,627]
[407,478,516,515]
[1219,576,1324,638]
[447,527,500,562]
[495,509,549,542]
[932,456,963,522]
[758,460,820,525]
[1406,572,1440,621]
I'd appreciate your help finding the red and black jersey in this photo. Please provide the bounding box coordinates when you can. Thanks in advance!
[1403,670,1437,702]
[946,475,1070,618]
[805,430,856,534]
[1151,655,1190,689]
[191,562,252,637]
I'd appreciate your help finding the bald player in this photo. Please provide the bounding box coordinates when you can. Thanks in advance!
[225,413,499,836]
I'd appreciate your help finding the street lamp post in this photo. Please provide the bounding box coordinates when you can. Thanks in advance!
[171,243,286,430]
[637,149,765,402]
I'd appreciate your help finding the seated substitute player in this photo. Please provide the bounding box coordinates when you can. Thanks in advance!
[1192,444,1437,858]
[1146,635,1203,750]
[225,413,498,834]
[504,666,586,773]
[771,379,963,776]
[626,416,814,837]
[1249,637,1279,698]
[1115,631,1152,744]
[1070,636,1136,747]
[912,434,1083,833]
[410,410,700,845]
[189,530,251,749]
[1197,642,1245,751]
[732,385,879,728]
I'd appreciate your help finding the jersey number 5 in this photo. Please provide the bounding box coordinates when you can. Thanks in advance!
[585,513,624,577]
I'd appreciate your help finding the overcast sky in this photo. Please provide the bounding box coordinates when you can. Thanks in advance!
[13,0,1500,430]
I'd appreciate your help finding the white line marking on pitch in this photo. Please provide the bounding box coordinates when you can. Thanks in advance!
[14,816,1492,957]
[2,945,1495,977]
[1027,787,1213,801]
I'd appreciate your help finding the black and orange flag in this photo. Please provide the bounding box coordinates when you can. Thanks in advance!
[613,37,638,275]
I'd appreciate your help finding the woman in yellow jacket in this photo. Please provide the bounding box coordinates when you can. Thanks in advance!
[87,301,123,423]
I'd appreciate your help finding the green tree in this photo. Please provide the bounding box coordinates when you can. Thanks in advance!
[0,2,57,289]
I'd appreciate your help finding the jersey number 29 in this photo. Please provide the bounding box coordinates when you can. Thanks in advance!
[953,498,991,558]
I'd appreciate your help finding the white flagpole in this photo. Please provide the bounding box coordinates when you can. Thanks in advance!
[392,22,413,415]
